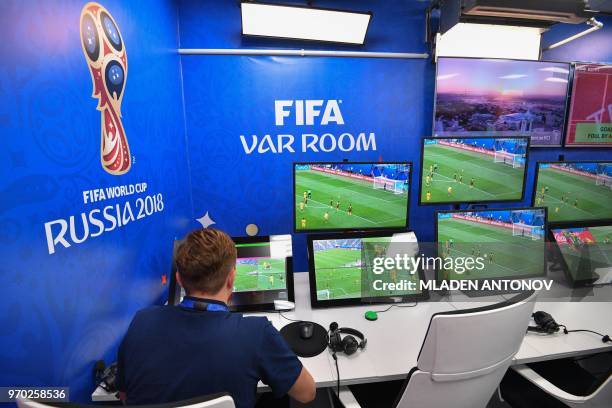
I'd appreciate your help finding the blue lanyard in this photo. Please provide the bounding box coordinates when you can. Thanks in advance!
[179,297,229,312]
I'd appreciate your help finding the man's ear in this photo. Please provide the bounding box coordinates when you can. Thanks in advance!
[227,267,236,290]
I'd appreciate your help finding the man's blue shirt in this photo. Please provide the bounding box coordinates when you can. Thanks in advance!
[117,298,302,407]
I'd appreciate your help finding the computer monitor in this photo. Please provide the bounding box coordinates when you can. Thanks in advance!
[435,207,547,282]
[433,57,571,147]
[167,235,294,312]
[307,230,428,308]
[294,162,411,232]
[231,235,294,312]
[564,63,612,148]
[533,161,612,225]
[550,223,612,287]
[419,136,529,205]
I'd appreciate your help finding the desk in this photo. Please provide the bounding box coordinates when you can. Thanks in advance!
[91,273,612,401]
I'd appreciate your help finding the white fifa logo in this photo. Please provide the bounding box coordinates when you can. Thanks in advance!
[275,100,345,126]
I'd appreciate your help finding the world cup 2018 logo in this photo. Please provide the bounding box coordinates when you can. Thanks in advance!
[80,2,131,175]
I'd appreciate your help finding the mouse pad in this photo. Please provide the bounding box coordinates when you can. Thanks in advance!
[280,322,328,358]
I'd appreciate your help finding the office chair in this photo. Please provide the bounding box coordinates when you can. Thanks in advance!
[501,362,612,408]
[16,393,235,408]
[344,290,537,408]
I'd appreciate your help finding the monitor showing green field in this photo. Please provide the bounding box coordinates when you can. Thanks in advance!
[534,162,612,223]
[311,234,421,301]
[294,163,410,231]
[230,235,293,312]
[551,225,612,285]
[436,208,546,281]
[234,256,287,292]
[421,137,528,204]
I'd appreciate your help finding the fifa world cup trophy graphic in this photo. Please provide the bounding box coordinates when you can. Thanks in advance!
[80,3,131,175]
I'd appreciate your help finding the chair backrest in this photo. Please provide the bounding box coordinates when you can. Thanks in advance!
[17,393,235,408]
[582,375,612,408]
[395,290,537,408]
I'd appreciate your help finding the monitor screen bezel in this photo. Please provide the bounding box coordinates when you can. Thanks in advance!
[432,56,571,148]
[434,206,548,283]
[306,229,429,308]
[563,63,612,148]
[293,161,412,233]
[230,235,295,312]
[418,136,531,205]
[532,160,612,226]
[548,220,612,287]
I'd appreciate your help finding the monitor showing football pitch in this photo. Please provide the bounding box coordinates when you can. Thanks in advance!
[420,137,529,204]
[436,207,546,282]
[230,235,294,312]
[533,162,612,224]
[294,162,411,232]
[307,231,428,308]
[433,57,570,146]
[551,224,612,287]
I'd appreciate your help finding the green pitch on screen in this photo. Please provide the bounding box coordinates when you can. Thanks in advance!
[295,170,408,230]
[234,258,286,292]
[313,239,420,301]
[535,167,612,222]
[421,144,524,203]
[557,226,612,281]
[437,218,544,280]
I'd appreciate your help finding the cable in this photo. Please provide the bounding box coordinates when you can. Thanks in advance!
[372,302,418,314]
[563,328,611,343]
[278,311,301,322]
[333,352,340,399]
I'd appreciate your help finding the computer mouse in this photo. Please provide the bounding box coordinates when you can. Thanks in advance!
[299,322,314,340]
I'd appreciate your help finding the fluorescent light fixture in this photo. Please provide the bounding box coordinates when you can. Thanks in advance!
[241,2,372,45]
[436,23,542,60]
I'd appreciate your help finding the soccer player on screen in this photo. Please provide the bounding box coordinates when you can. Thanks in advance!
[269,275,274,288]
[459,174,463,184]
[329,198,334,208]
[307,190,312,199]
[574,198,578,208]
[299,201,304,212]
[426,190,431,202]
[425,175,431,187]
[447,186,453,196]
[453,173,457,182]
[301,218,306,229]
[303,191,307,200]
[336,201,341,211]
[348,203,353,215]
[324,211,329,223]
[469,178,475,188]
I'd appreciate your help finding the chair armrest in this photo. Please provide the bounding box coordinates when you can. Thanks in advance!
[512,365,587,404]
[332,386,362,408]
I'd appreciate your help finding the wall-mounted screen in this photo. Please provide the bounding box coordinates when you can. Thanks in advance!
[419,136,529,205]
[433,57,571,146]
[436,207,547,282]
[294,162,411,232]
[533,162,612,225]
[565,63,612,147]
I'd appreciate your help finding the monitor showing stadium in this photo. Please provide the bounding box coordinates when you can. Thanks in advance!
[551,224,612,287]
[433,57,570,146]
[533,162,612,224]
[436,207,546,282]
[229,235,294,312]
[294,162,411,232]
[420,137,529,204]
[307,231,427,308]
[565,64,612,147]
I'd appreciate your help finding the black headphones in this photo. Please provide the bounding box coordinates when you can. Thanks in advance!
[527,311,562,334]
[328,322,367,356]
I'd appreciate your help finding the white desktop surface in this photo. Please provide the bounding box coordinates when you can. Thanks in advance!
[92,273,612,401]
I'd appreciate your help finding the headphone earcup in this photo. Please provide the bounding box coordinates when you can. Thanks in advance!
[342,335,359,356]
[329,331,341,352]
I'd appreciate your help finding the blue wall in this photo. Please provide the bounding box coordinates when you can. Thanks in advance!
[0,0,192,401]
[179,1,611,273]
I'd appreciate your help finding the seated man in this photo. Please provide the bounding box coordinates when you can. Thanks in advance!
[117,228,315,407]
